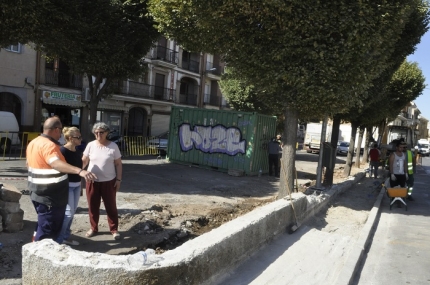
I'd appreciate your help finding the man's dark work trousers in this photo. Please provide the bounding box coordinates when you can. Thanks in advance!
[269,154,279,177]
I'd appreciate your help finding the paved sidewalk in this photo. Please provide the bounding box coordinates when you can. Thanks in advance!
[214,176,384,285]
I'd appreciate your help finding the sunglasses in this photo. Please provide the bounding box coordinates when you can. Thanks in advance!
[72,136,82,140]
[94,131,105,135]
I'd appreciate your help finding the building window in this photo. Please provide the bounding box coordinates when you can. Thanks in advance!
[4,44,21,53]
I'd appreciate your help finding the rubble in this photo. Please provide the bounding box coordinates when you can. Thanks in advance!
[0,183,24,233]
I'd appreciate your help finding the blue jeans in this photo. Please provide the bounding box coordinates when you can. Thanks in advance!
[57,184,81,243]
[369,161,379,178]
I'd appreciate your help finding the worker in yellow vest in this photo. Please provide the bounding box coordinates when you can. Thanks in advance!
[401,141,416,201]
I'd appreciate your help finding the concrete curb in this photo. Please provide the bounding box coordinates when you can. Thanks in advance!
[22,172,366,285]
[334,183,385,285]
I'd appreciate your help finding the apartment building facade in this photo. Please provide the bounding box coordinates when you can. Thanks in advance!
[0,44,37,132]
[389,101,430,142]
[0,37,228,138]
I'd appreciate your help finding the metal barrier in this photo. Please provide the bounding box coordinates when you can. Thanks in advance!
[1,131,41,160]
[20,132,41,158]
[1,132,160,159]
[121,136,159,156]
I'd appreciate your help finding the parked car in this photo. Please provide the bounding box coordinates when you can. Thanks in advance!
[337,141,350,155]
[354,145,365,155]
[0,111,20,153]
[148,131,169,154]
[107,129,126,151]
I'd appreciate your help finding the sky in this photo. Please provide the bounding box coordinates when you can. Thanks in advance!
[407,30,430,120]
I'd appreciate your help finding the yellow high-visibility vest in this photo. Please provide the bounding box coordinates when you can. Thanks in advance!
[407,150,413,174]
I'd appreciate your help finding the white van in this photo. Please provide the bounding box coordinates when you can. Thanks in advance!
[416,139,430,156]
[0,111,20,153]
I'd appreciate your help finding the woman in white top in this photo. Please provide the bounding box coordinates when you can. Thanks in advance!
[389,141,408,188]
[82,122,122,240]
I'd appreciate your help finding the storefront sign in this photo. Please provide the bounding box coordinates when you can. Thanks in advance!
[43,91,81,101]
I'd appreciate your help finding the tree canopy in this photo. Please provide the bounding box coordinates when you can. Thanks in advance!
[149,0,429,195]
[219,68,284,115]
[0,1,41,46]
[1,0,160,128]
[150,0,426,116]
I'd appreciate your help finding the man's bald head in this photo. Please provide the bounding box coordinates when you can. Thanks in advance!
[43,117,62,131]
[43,117,62,141]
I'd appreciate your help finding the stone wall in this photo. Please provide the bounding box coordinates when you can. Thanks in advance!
[0,183,24,233]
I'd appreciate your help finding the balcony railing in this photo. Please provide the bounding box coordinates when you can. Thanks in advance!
[179,93,198,106]
[221,98,230,108]
[204,93,220,106]
[182,59,199,73]
[399,111,413,119]
[206,62,224,76]
[150,45,178,65]
[113,81,175,101]
[45,68,83,89]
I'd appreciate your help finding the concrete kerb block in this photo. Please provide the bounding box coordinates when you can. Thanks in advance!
[0,183,25,233]
[4,221,24,233]
[0,200,20,213]
[22,199,298,285]
[22,171,366,285]
[4,208,24,224]
[23,239,164,284]
[0,183,22,202]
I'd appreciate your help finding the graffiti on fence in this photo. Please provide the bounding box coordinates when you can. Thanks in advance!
[179,123,246,155]
[259,131,270,151]
[237,120,252,127]
[204,157,223,165]
[233,156,246,164]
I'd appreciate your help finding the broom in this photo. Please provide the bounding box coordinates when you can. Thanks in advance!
[281,160,300,233]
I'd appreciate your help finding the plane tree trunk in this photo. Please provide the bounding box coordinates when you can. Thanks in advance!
[324,115,341,185]
[343,121,358,177]
[279,106,298,198]
[354,126,365,168]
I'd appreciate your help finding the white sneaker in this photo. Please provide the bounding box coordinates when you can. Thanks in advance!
[63,240,79,246]
[112,232,121,240]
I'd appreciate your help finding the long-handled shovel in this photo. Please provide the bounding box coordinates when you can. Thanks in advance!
[281,160,300,233]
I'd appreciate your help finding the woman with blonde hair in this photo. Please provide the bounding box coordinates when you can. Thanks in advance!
[56,126,83,246]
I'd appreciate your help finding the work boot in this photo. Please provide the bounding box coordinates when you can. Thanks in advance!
[407,195,414,201]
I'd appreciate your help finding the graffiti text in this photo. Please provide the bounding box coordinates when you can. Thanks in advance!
[179,124,246,155]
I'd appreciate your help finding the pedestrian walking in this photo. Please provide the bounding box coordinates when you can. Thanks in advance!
[268,137,282,177]
[27,117,97,241]
[368,143,380,179]
[82,122,123,240]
